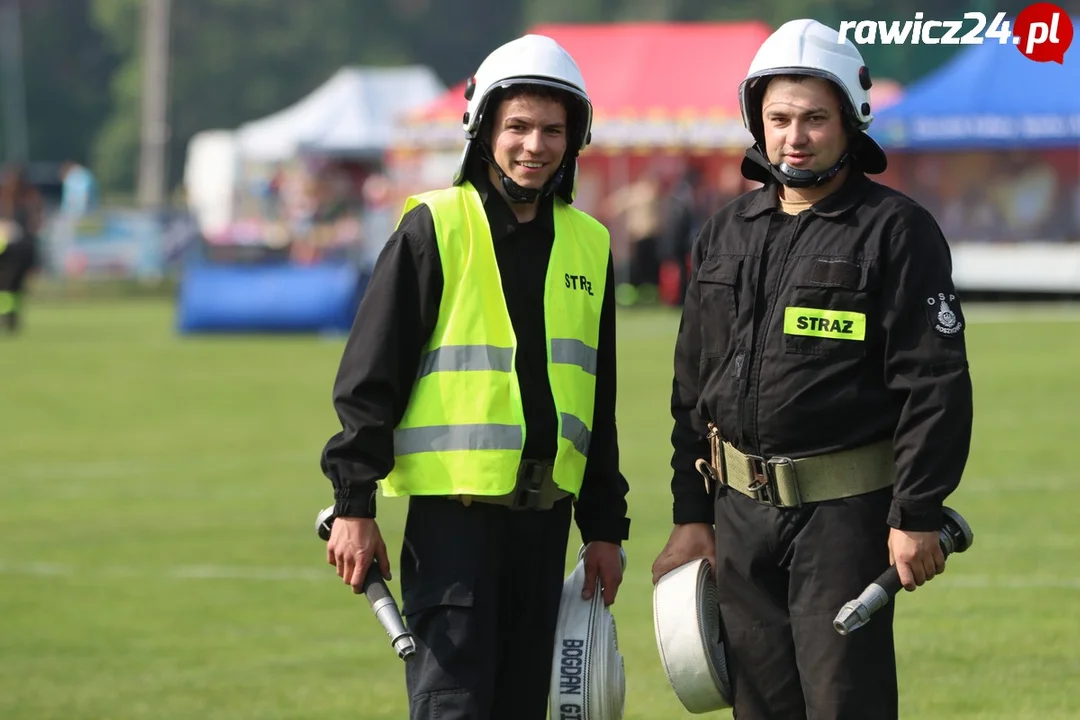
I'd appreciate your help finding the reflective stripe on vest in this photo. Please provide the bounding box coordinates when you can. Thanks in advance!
[416,341,597,380]
[381,182,609,499]
[561,412,591,458]
[393,415,590,458]
[417,345,514,378]
[395,423,523,454]
[551,338,598,375]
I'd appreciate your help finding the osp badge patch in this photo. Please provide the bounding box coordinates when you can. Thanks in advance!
[926,292,964,336]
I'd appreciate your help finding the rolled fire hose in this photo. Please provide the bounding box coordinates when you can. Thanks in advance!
[652,558,733,713]
[550,545,627,720]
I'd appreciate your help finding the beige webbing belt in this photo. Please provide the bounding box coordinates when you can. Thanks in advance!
[453,460,570,511]
[717,438,895,508]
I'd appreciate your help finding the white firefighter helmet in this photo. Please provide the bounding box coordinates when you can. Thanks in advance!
[452,34,593,202]
[737,19,886,176]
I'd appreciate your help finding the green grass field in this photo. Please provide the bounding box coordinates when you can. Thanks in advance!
[2,299,1079,719]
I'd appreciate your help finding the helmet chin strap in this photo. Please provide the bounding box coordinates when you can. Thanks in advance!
[771,151,850,189]
[479,142,565,204]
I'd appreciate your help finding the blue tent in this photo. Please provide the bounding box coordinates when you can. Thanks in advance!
[871,21,1080,150]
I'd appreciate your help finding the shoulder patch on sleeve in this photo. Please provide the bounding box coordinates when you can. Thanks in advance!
[925,292,965,337]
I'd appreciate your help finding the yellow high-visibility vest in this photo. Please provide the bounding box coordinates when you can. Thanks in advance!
[381,181,609,499]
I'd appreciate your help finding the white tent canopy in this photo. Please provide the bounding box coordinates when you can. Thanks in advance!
[236,65,446,162]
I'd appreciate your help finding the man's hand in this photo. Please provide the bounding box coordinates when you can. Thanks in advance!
[889,528,945,592]
[581,541,625,607]
[326,517,390,594]
[651,523,716,585]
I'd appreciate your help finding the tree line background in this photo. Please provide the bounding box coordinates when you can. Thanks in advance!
[12,0,1078,198]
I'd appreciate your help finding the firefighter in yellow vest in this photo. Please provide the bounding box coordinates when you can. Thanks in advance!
[320,35,630,720]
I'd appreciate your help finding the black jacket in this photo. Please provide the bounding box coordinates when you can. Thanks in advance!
[320,172,631,546]
[670,168,973,532]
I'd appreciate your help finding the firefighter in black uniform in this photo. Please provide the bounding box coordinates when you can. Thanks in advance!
[320,35,630,720]
[651,19,973,720]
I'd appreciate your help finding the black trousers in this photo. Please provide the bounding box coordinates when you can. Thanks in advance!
[399,495,573,720]
[714,486,898,720]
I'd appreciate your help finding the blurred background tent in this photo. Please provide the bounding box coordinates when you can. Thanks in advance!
[175,65,446,334]
[871,28,1080,293]
[236,65,447,162]
[871,20,1080,151]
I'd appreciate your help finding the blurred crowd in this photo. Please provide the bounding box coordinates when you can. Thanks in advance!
[902,150,1080,244]
[600,164,737,308]
[213,159,395,268]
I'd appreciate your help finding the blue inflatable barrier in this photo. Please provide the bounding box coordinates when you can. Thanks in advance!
[176,263,365,334]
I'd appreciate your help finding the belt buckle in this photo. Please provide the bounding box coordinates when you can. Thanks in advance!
[744,454,776,505]
[512,460,546,511]
[767,456,800,507]
[745,455,800,507]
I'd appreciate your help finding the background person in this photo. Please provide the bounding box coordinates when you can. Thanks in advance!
[0,165,44,334]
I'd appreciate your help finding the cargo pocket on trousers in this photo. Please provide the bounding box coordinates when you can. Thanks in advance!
[399,496,482,617]
[696,256,742,359]
[783,256,872,359]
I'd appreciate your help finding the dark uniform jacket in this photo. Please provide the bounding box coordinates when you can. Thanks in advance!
[670,168,973,532]
[321,172,631,546]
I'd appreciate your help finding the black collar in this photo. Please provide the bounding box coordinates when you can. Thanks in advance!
[469,166,555,242]
[737,167,872,221]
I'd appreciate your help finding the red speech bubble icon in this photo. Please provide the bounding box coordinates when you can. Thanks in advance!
[1013,3,1073,63]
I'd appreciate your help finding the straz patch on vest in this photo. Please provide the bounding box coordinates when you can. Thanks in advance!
[784,307,866,341]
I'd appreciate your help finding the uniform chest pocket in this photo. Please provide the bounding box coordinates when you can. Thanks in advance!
[783,256,874,358]
[696,256,742,359]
